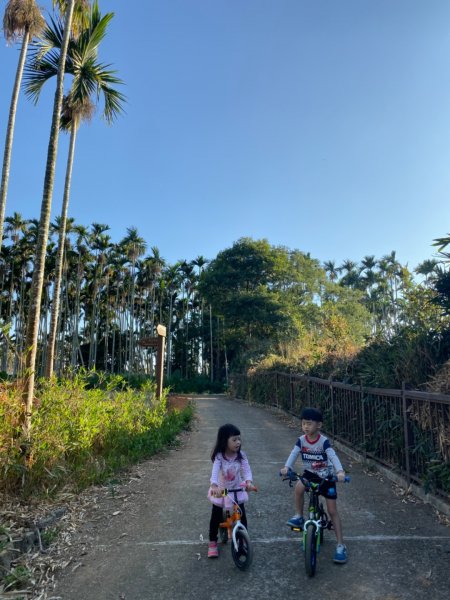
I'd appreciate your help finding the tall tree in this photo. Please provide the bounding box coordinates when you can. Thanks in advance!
[415,259,439,285]
[0,0,44,250]
[119,227,146,369]
[25,1,125,376]
[22,0,77,437]
[323,260,338,282]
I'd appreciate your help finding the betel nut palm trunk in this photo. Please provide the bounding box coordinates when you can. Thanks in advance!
[45,119,78,377]
[0,29,29,251]
[22,0,76,438]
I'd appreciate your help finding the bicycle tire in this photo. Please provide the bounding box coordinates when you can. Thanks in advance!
[231,528,253,570]
[304,523,317,577]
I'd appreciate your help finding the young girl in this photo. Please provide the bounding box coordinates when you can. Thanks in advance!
[207,423,253,558]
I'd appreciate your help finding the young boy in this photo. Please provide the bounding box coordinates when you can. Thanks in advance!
[280,407,348,564]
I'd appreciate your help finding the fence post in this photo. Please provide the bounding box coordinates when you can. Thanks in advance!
[275,372,279,408]
[361,382,366,459]
[402,382,411,485]
[329,377,335,437]
[290,374,294,413]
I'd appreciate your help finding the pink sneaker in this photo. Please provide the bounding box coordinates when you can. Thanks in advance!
[208,541,219,558]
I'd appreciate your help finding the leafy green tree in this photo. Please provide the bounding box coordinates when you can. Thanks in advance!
[200,238,327,371]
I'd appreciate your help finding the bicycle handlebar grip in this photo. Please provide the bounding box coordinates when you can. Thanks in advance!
[332,475,351,482]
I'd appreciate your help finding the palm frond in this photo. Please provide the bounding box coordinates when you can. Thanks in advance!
[432,235,450,253]
[24,51,60,103]
[25,0,125,120]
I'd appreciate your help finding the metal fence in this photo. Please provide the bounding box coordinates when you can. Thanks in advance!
[230,371,450,499]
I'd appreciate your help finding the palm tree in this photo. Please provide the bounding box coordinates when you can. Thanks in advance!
[87,225,110,369]
[163,263,182,377]
[339,259,359,289]
[433,233,450,262]
[381,251,401,328]
[415,259,439,285]
[340,259,357,274]
[192,255,208,373]
[22,0,78,435]
[119,227,146,370]
[25,1,125,376]
[69,223,88,366]
[0,0,44,251]
[360,255,376,274]
[4,213,28,311]
[1,212,29,370]
[44,98,94,377]
[323,260,338,282]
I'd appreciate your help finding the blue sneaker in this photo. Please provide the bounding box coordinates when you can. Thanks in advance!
[287,515,304,529]
[333,543,348,564]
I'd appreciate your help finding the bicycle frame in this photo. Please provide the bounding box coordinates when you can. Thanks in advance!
[302,479,330,552]
[282,469,347,577]
[283,477,329,546]
[214,485,257,570]
[219,489,248,553]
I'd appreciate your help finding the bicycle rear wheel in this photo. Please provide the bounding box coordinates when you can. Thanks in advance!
[304,523,317,577]
[231,528,253,570]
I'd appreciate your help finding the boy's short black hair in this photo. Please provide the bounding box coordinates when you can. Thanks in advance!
[300,407,323,422]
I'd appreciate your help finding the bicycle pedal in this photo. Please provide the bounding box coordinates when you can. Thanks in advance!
[290,526,302,532]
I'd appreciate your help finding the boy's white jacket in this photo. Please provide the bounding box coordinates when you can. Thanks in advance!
[285,433,343,479]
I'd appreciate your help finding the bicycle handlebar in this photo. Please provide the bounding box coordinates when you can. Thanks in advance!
[222,484,258,495]
[279,468,350,486]
[210,484,258,499]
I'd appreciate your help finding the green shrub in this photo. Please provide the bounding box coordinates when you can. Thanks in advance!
[165,372,225,394]
[3,566,31,591]
[0,373,193,498]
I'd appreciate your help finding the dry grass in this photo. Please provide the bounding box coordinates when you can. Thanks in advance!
[427,359,450,395]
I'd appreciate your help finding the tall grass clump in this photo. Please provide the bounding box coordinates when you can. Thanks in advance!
[0,373,193,498]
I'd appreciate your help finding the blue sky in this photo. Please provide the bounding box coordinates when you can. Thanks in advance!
[1,0,450,270]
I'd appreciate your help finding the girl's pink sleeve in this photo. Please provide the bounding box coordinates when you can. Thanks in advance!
[210,456,221,485]
[241,453,253,482]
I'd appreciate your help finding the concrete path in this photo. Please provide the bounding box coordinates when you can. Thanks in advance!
[53,395,450,600]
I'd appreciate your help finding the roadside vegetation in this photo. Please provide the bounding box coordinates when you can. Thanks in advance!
[0,372,193,498]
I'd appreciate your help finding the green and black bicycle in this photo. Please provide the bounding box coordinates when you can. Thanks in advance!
[281,468,350,577]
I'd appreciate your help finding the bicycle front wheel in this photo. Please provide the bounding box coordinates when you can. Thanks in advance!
[304,523,317,577]
[231,528,253,570]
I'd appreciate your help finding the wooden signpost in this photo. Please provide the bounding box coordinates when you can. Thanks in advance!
[138,324,167,399]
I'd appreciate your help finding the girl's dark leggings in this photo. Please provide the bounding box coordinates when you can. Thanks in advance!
[209,503,247,542]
